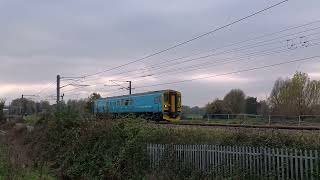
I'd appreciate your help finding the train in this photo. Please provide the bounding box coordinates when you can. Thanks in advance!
[94,89,182,122]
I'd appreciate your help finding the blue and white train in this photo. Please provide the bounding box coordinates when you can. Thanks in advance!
[94,90,182,122]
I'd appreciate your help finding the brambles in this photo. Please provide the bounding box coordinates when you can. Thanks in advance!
[9,109,320,179]
[27,111,151,179]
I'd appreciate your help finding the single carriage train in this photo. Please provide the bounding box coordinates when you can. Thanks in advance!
[94,89,182,122]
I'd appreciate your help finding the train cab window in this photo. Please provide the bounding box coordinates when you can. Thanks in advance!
[177,96,181,107]
[164,93,169,103]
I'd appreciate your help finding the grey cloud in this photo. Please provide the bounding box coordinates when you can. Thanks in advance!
[0,0,320,106]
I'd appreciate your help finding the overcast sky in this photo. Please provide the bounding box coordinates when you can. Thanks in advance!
[1,0,320,106]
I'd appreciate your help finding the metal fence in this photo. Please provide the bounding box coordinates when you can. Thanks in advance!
[183,113,320,127]
[147,144,320,179]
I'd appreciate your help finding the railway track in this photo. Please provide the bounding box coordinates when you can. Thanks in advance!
[156,121,320,130]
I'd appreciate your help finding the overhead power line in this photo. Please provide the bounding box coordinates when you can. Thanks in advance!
[117,30,320,80]
[80,0,288,78]
[62,39,320,97]
[36,81,56,96]
[124,40,320,81]
[80,18,320,84]
[133,56,320,89]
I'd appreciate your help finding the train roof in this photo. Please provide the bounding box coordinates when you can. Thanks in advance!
[97,89,179,100]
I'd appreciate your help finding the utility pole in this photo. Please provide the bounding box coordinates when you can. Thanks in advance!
[109,80,133,95]
[21,94,36,119]
[57,75,60,106]
[128,81,132,95]
[21,94,24,118]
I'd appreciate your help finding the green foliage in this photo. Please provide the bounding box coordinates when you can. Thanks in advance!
[0,143,54,180]
[0,143,9,179]
[0,99,5,121]
[145,125,320,149]
[245,96,258,114]
[223,89,246,114]
[86,93,101,113]
[205,90,266,116]
[205,99,229,115]
[25,109,320,179]
[28,111,150,179]
[269,71,320,115]
[25,114,42,126]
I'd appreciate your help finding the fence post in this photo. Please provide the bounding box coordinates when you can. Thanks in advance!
[298,116,301,126]
[268,115,271,125]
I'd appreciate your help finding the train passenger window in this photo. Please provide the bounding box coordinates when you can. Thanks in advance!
[154,97,160,104]
[125,99,129,106]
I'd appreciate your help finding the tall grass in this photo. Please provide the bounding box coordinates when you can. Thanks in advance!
[0,143,54,180]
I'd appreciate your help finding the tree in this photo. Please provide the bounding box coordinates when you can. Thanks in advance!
[206,99,229,114]
[67,99,87,113]
[86,93,101,113]
[223,89,246,114]
[11,98,36,115]
[245,97,258,114]
[0,99,5,121]
[269,72,320,115]
[257,100,270,116]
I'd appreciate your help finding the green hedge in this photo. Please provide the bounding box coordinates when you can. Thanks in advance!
[25,110,320,179]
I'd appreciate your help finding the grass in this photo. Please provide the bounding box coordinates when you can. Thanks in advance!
[0,140,55,180]
[183,117,320,127]
[147,123,320,149]
[24,114,42,126]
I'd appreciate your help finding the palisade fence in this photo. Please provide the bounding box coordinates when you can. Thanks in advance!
[147,144,320,179]
[183,113,320,127]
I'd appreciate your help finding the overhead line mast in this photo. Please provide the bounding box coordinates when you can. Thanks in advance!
[55,0,289,100]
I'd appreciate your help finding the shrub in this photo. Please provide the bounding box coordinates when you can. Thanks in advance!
[27,110,151,179]
[25,109,320,179]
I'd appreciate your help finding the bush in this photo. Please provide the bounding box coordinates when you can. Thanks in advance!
[27,110,151,179]
[0,99,5,122]
[25,109,320,179]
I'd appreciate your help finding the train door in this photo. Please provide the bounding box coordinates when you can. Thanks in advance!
[170,93,176,113]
